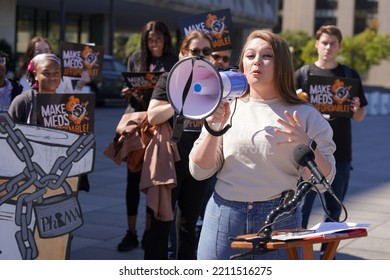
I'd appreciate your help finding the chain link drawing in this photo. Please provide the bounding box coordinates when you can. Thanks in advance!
[0,112,95,259]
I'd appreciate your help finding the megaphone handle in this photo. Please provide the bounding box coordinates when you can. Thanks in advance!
[203,119,231,137]
[172,115,185,142]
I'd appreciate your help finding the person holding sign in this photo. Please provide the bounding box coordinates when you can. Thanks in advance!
[295,25,368,254]
[117,20,178,253]
[8,53,61,124]
[188,30,336,260]
[17,37,90,93]
[6,52,93,260]
[122,20,178,111]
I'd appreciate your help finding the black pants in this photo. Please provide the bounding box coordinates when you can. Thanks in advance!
[144,160,208,260]
[126,169,141,215]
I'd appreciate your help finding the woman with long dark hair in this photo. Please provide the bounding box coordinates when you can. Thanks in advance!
[117,20,178,252]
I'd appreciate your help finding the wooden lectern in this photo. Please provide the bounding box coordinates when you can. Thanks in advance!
[231,228,367,260]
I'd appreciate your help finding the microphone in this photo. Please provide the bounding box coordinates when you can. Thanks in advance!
[293,144,335,195]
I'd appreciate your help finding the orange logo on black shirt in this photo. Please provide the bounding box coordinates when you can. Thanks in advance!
[331,79,352,105]
[66,96,89,125]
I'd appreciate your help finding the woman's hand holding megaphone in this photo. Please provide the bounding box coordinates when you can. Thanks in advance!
[205,102,231,132]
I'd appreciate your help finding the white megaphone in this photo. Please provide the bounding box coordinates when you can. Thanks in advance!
[167,56,248,141]
[167,56,248,119]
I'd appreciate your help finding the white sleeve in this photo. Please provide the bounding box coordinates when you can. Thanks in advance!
[188,128,224,180]
[56,77,74,93]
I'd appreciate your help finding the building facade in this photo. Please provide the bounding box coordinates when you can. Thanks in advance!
[0,0,279,63]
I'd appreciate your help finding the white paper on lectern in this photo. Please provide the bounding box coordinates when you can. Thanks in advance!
[272,222,370,241]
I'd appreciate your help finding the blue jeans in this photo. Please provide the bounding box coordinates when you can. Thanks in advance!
[197,192,302,260]
[301,161,351,228]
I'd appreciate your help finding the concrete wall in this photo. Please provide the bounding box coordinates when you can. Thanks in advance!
[364,0,390,88]
[0,0,17,53]
[337,0,354,37]
[282,0,315,34]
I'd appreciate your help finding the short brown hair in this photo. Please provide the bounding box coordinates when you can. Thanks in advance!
[316,25,343,43]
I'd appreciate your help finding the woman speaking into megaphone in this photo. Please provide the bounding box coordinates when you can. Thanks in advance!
[189,30,337,260]
[145,30,214,260]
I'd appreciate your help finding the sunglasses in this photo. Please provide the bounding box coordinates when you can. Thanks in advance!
[189,47,212,57]
[211,54,230,63]
[0,57,6,65]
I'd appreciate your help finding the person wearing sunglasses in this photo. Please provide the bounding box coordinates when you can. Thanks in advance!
[188,46,212,57]
[145,30,212,260]
[0,50,23,113]
[210,49,232,70]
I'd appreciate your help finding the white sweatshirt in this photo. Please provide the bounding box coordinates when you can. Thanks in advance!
[189,97,336,202]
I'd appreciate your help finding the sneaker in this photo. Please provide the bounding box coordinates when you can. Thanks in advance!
[117,231,139,252]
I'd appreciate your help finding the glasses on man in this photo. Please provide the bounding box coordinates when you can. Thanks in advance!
[0,57,6,65]
[211,54,230,63]
[189,47,212,57]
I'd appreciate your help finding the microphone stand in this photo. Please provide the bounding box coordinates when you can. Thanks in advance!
[260,179,315,239]
[229,178,315,259]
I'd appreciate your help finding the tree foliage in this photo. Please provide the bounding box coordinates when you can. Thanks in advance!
[340,28,390,73]
[279,30,313,70]
[299,37,317,66]
[125,33,141,59]
[113,34,130,64]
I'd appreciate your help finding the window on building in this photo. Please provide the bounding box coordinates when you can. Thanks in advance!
[354,0,378,34]
[64,14,90,45]
[16,7,35,55]
[16,5,90,59]
[315,0,338,33]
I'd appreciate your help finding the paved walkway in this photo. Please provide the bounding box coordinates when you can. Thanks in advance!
[69,106,390,260]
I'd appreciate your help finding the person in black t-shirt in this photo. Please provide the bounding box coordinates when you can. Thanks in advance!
[295,26,368,252]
